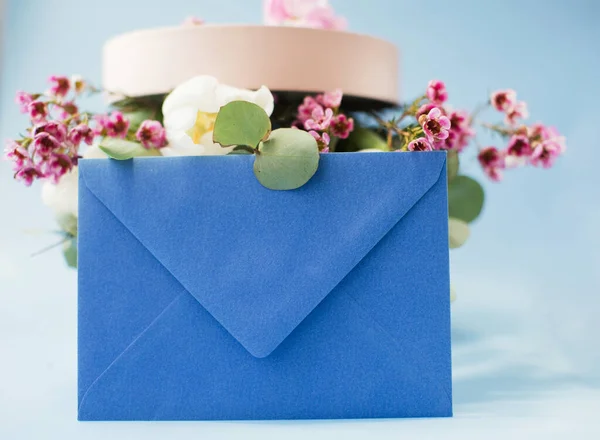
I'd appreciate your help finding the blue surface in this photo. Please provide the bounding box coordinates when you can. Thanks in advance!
[77,152,451,420]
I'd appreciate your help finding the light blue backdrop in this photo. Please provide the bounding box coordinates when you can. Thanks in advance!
[1,1,599,439]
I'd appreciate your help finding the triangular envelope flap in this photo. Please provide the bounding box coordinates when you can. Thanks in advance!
[80,152,446,358]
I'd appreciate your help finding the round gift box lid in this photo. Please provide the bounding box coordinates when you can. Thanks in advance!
[103,25,400,107]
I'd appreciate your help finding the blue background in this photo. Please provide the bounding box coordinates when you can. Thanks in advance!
[1,0,599,438]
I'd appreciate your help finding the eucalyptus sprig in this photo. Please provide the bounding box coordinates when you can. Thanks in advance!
[213,101,320,191]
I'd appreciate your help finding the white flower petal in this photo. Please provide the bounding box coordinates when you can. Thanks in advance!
[82,144,108,159]
[162,75,220,115]
[215,84,275,116]
[41,168,79,219]
[161,130,206,156]
[199,132,234,156]
[162,105,198,132]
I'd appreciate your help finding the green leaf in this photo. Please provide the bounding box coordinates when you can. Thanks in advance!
[344,127,389,152]
[56,213,78,237]
[213,101,272,149]
[99,138,161,160]
[254,128,319,190]
[62,238,77,269]
[121,108,157,132]
[448,175,485,223]
[228,146,253,155]
[448,217,470,249]
[447,150,459,183]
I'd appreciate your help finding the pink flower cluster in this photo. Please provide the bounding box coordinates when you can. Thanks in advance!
[478,123,566,181]
[295,89,354,152]
[264,0,347,30]
[410,80,475,152]
[477,89,566,181]
[5,75,167,186]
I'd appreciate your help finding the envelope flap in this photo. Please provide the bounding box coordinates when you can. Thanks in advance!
[79,152,446,358]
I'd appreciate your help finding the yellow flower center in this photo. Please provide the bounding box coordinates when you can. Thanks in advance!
[186,110,218,144]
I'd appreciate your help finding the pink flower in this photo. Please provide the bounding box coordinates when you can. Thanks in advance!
[445,109,475,151]
[15,166,41,186]
[505,101,529,126]
[95,112,130,138]
[56,101,79,119]
[69,124,95,146]
[416,103,437,120]
[506,135,532,158]
[530,140,561,169]
[478,146,505,169]
[309,130,331,152]
[528,123,567,153]
[426,80,448,105]
[484,166,503,182]
[47,75,71,98]
[490,89,517,112]
[27,101,47,123]
[40,153,74,183]
[418,107,451,142]
[407,137,433,152]
[319,89,343,109]
[34,121,68,143]
[32,132,61,157]
[136,120,167,149]
[263,0,347,30]
[305,106,334,131]
[182,16,204,26]
[4,140,30,170]
[297,96,322,123]
[15,91,33,113]
[329,114,354,139]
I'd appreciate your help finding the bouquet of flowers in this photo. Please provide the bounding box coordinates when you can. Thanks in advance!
[4,0,566,270]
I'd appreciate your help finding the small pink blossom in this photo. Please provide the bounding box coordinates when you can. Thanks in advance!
[416,103,437,120]
[418,107,451,142]
[426,80,448,105]
[56,101,79,119]
[528,123,566,153]
[69,124,95,146]
[309,130,330,152]
[15,91,33,113]
[304,5,347,30]
[297,96,322,123]
[182,16,204,26]
[136,120,167,149]
[329,114,354,139]
[445,109,475,151]
[506,135,532,158]
[27,101,47,123]
[505,101,529,126]
[319,89,343,109]
[4,140,30,169]
[95,112,130,138]
[530,140,561,169]
[15,166,41,186]
[490,89,517,112]
[47,75,70,98]
[40,153,74,183]
[32,132,61,157]
[304,106,334,131]
[34,121,68,143]
[407,137,433,152]
[478,146,505,169]
[483,166,503,182]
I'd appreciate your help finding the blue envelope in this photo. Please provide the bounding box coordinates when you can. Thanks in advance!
[77,151,452,421]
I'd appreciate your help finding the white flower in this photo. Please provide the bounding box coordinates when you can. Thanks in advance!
[161,75,274,157]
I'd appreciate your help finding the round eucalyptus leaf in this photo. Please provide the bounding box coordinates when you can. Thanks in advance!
[344,127,389,152]
[254,128,319,191]
[62,238,77,269]
[448,175,485,223]
[447,150,459,183]
[448,217,470,249]
[213,101,272,149]
[99,138,161,160]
